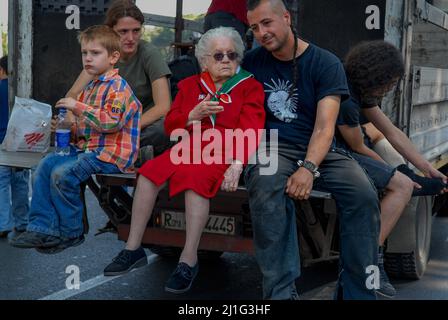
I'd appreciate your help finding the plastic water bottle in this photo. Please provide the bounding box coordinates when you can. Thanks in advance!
[55,108,71,156]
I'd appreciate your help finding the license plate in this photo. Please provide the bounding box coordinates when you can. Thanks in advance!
[161,210,237,236]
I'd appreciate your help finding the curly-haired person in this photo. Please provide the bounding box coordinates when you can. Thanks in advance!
[336,40,448,298]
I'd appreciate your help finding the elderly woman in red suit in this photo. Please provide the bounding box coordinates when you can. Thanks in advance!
[104,26,266,294]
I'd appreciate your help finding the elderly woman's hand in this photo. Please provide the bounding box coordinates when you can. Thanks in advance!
[221,161,244,192]
[188,94,224,124]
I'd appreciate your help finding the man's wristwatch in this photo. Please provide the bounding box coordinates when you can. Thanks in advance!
[297,160,320,178]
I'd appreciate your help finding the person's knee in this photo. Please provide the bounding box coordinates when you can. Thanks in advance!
[247,174,285,208]
[341,181,380,233]
[388,171,414,198]
[35,154,57,176]
[351,178,378,206]
[51,166,78,192]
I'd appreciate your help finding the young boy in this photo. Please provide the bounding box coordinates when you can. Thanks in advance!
[0,55,30,240]
[10,25,142,253]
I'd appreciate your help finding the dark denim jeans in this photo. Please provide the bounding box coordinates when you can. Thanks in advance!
[27,147,120,238]
[245,143,380,300]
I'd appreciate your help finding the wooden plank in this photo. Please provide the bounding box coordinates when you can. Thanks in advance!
[0,147,49,169]
[412,21,448,68]
[399,0,415,133]
[416,0,448,30]
[382,0,405,124]
[412,67,448,105]
[409,99,448,160]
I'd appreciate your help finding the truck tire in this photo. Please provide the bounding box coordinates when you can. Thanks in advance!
[384,196,433,279]
[147,245,223,260]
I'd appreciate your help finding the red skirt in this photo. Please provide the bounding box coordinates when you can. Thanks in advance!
[138,148,230,199]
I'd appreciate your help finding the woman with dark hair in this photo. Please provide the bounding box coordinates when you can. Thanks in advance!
[67,0,172,157]
[337,40,448,298]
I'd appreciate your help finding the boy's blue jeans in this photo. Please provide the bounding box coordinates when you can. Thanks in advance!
[27,147,120,239]
[0,166,30,232]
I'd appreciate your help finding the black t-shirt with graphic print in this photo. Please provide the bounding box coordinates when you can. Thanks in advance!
[242,43,349,147]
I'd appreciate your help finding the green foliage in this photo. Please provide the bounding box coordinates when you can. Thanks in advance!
[142,13,204,61]
[0,24,7,55]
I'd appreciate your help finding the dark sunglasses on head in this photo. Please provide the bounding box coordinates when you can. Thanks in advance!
[208,52,239,62]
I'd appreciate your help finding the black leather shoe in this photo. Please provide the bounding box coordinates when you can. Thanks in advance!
[165,262,199,294]
[104,247,148,276]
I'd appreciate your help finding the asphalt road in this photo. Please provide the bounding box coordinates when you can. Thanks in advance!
[1,188,448,300]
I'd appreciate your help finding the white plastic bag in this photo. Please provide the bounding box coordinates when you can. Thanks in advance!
[2,97,52,152]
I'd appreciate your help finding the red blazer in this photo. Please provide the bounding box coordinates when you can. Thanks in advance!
[164,74,266,164]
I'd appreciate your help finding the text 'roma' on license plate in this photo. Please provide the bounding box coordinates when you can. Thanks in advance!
[161,210,237,236]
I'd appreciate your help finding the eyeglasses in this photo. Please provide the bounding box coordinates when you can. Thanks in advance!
[206,52,239,62]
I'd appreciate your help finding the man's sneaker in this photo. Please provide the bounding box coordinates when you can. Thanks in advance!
[165,262,199,294]
[104,247,148,276]
[9,231,61,248]
[377,247,396,298]
[36,235,85,254]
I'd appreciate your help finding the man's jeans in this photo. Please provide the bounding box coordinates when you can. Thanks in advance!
[0,166,29,232]
[245,143,380,300]
[27,147,120,239]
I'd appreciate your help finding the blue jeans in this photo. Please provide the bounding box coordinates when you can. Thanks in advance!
[27,147,120,238]
[245,143,380,300]
[0,166,30,232]
[351,152,396,191]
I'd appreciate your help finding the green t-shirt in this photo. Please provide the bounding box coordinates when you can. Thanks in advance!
[116,40,171,112]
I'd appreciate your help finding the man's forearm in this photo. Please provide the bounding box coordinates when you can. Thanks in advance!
[305,128,334,166]
[353,144,385,163]
[387,129,431,173]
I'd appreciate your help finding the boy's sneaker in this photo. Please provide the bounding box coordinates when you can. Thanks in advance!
[7,229,26,244]
[165,262,199,294]
[0,230,11,238]
[9,231,61,248]
[104,247,147,276]
[377,246,396,298]
[36,235,85,254]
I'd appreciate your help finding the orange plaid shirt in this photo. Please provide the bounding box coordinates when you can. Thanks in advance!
[74,69,142,172]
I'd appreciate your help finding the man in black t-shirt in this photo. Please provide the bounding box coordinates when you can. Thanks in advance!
[243,0,380,300]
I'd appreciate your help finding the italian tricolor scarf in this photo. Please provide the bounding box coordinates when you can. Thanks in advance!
[199,67,253,127]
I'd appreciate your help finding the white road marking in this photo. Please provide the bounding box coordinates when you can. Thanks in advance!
[39,254,159,300]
